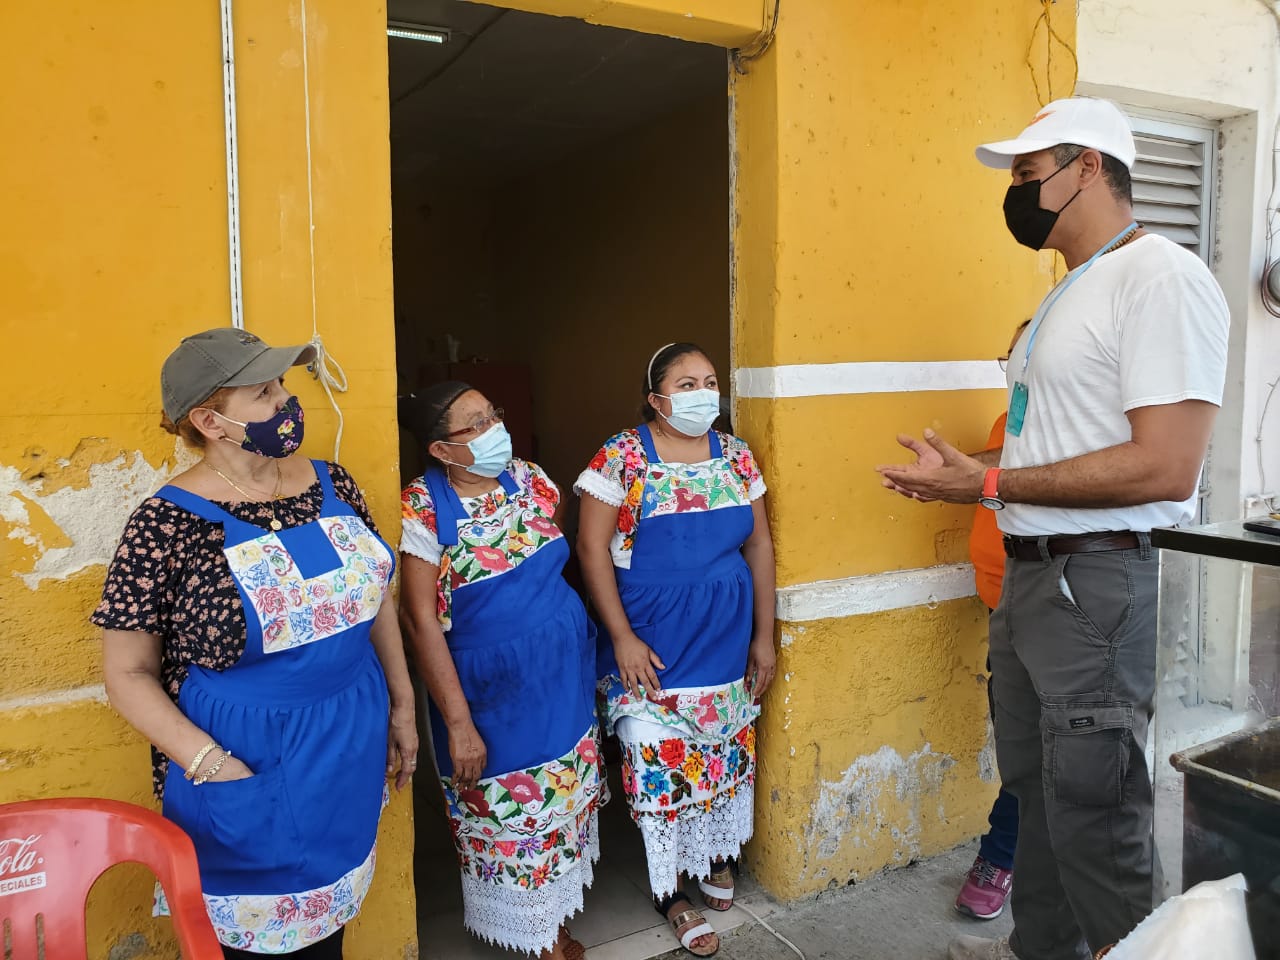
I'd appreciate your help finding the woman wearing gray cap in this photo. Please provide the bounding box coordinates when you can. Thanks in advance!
[94,327,418,958]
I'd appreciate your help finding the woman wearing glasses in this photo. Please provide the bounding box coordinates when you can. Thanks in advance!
[575,343,776,958]
[398,382,601,960]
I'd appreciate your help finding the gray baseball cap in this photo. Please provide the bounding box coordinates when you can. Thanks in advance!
[161,327,317,422]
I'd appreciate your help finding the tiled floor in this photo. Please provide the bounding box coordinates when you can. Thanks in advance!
[416,762,773,960]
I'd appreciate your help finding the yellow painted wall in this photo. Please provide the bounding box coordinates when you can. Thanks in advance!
[3,0,1081,938]
[730,0,1078,897]
[0,2,413,957]
[481,0,763,46]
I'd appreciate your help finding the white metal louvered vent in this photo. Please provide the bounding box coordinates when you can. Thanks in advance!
[1127,116,1216,264]
[1123,111,1219,710]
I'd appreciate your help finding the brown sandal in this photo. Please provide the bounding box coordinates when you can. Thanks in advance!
[556,925,587,960]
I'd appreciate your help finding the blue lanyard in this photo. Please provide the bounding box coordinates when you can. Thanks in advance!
[1020,222,1137,376]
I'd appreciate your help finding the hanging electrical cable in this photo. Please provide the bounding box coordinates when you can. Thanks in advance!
[220,0,244,329]
[1026,0,1078,107]
[298,0,351,462]
[1257,0,1280,318]
[731,0,780,74]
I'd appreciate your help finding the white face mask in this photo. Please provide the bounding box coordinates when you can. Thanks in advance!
[655,389,720,437]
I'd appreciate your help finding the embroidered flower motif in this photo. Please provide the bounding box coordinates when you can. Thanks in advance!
[658,739,686,769]
[272,896,300,923]
[312,601,339,632]
[529,473,557,507]
[471,545,513,573]
[444,727,605,892]
[497,772,542,805]
[301,890,332,921]
[682,749,706,781]
[575,737,599,765]
[642,769,667,796]
[504,529,536,554]
[622,724,757,820]
[526,514,560,537]
[459,789,492,818]
[252,585,288,616]
[547,766,580,797]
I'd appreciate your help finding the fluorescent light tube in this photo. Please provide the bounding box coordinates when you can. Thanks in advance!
[387,21,449,43]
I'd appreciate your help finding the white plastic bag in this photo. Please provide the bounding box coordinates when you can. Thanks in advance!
[1107,874,1255,960]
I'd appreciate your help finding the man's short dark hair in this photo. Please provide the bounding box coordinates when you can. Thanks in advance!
[1053,143,1133,205]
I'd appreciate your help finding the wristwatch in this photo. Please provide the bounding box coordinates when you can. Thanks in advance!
[978,468,1005,511]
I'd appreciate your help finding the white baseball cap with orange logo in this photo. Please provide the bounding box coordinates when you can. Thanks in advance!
[975,96,1137,170]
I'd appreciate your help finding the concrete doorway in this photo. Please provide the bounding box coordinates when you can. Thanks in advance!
[385,2,755,957]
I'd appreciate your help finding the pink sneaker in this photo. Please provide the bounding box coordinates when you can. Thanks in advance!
[954,856,1013,920]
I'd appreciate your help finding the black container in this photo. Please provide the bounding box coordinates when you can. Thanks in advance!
[1171,717,1280,959]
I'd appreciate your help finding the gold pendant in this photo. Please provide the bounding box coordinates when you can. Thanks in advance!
[269,518,283,531]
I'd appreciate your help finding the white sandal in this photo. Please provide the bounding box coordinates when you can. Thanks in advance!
[656,893,719,957]
[698,862,735,911]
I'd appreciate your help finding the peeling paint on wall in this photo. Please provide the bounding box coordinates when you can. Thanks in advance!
[0,442,196,589]
[977,720,998,784]
[804,743,957,879]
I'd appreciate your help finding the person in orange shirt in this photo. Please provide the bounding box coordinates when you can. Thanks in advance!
[954,411,1020,921]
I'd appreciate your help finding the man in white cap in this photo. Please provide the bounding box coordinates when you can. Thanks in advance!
[876,97,1230,959]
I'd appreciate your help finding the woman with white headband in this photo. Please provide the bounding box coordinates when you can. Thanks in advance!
[575,342,776,958]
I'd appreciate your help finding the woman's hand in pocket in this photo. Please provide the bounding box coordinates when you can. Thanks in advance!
[205,754,255,782]
[614,632,665,700]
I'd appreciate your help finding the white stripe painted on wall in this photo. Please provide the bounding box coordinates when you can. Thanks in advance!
[0,684,108,713]
[736,361,1006,399]
[776,563,977,622]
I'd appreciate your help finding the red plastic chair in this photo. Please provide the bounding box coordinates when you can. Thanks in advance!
[0,797,222,959]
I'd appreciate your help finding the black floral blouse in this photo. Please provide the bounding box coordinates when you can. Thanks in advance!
[91,461,379,797]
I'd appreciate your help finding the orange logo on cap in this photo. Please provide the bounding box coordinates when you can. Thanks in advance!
[1028,110,1054,125]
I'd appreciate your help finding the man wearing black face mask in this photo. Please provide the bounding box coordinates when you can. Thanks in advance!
[876,97,1230,960]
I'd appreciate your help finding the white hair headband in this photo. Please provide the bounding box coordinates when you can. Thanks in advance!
[646,342,677,391]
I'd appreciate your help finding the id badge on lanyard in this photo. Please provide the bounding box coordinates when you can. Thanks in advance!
[1006,222,1136,440]
[1007,381,1030,437]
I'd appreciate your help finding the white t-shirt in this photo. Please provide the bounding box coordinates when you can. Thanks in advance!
[997,233,1229,537]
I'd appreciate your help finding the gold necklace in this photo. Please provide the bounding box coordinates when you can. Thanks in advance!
[446,468,495,501]
[207,461,285,531]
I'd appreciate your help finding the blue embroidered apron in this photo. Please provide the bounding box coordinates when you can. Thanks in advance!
[422,467,596,778]
[599,424,756,691]
[155,462,392,950]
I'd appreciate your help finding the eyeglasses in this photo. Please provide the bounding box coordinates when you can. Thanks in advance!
[446,407,504,438]
[997,355,1011,372]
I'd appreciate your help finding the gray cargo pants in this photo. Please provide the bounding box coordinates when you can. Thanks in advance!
[989,536,1157,960]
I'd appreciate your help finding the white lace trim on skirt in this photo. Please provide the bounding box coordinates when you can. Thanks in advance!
[637,783,754,899]
[459,814,601,955]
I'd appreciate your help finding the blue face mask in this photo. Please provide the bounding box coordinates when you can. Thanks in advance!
[441,422,513,479]
[655,388,720,437]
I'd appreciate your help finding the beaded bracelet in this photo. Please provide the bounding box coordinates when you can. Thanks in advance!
[184,741,219,781]
[193,750,233,786]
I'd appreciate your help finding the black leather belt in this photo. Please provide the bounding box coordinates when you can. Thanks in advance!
[1002,531,1142,561]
